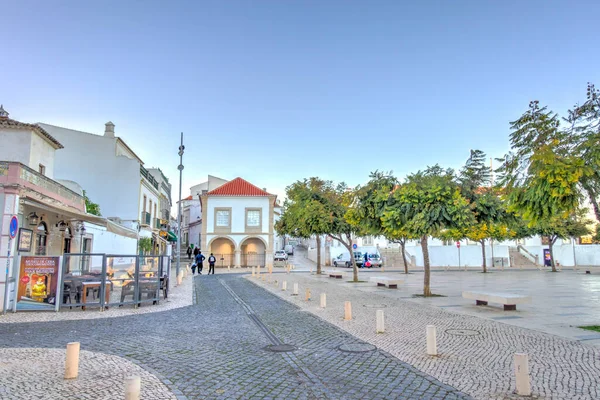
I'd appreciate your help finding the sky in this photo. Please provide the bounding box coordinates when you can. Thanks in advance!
[2,1,599,207]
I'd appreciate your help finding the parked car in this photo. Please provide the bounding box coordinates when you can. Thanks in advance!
[332,252,364,268]
[274,250,288,261]
[362,252,382,268]
[284,244,294,256]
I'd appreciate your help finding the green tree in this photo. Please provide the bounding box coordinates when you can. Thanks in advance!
[392,166,474,296]
[276,178,334,274]
[138,237,153,255]
[83,190,101,216]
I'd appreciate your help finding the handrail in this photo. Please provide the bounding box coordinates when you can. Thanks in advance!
[517,245,539,265]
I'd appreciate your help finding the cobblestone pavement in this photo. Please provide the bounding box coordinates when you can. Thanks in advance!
[250,272,600,400]
[0,348,176,400]
[0,273,468,399]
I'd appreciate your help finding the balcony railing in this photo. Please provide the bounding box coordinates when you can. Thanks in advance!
[141,211,151,226]
[0,161,85,211]
[140,166,159,190]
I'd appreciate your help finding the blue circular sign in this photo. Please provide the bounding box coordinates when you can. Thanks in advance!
[352,244,357,249]
[9,216,18,239]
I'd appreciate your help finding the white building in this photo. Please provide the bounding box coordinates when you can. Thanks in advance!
[200,177,277,268]
[39,121,168,254]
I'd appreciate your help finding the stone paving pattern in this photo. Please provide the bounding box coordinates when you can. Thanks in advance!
[250,272,600,400]
[0,274,468,399]
[0,348,176,400]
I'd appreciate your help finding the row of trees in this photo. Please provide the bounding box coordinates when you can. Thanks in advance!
[277,83,599,296]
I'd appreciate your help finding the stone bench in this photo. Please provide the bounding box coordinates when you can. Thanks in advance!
[462,291,531,311]
[370,276,403,289]
[325,270,344,279]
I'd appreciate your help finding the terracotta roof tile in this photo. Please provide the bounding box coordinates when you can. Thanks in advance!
[207,177,272,197]
[0,118,63,149]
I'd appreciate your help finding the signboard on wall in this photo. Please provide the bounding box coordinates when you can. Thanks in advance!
[17,228,33,252]
[16,257,60,311]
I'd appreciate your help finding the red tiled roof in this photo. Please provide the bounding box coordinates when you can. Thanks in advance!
[0,118,63,149]
[207,177,272,197]
[177,195,193,203]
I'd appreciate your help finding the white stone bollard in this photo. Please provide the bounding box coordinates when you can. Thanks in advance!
[252,266,255,277]
[376,310,385,333]
[292,283,299,296]
[514,353,532,396]
[305,288,311,301]
[64,342,80,379]
[320,293,326,308]
[426,325,437,356]
[177,271,183,286]
[125,376,141,400]
[282,281,287,291]
[344,301,352,320]
[256,265,261,276]
[227,265,231,272]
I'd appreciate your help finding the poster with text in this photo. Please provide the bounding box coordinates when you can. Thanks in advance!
[17,256,60,311]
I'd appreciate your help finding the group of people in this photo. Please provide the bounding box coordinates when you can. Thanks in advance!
[187,245,217,275]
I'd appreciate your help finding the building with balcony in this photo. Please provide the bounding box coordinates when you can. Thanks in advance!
[0,107,137,310]
[39,121,172,254]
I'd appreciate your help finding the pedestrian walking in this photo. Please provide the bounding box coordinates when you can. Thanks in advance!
[195,251,206,274]
[194,247,200,257]
[187,245,192,260]
[191,261,197,275]
[208,253,216,275]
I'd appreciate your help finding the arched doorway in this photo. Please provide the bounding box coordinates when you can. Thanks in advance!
[63,227,72,254]
[208,237,236,267]
[35,222,48,255]
[240,237,267,267]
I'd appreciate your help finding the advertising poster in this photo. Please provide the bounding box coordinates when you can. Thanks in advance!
[17,256,60,310]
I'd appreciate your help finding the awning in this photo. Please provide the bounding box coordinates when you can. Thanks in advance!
[23,198,138,239]
[167,231,177,242]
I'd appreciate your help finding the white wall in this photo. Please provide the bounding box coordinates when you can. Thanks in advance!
[206,197,270,233]
[206,233,269,251]
[401,244,511,268]
[29,132,56,178]
[0,129,32,166]
[41,124,141,220]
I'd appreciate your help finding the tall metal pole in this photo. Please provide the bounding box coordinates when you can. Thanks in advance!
[176,132,184,279]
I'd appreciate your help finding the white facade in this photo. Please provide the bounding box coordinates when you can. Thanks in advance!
[0,127,57,178]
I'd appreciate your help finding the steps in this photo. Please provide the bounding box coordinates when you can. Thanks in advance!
[509,247,538,268]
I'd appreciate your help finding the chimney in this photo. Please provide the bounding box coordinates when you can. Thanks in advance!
[0,105,9,120]
[104,121,115,138]
[263,188,267,192]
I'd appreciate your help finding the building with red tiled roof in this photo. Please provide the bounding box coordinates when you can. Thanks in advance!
[199,177,282,268]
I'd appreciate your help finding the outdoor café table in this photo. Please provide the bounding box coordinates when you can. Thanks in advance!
[80,280,112,310]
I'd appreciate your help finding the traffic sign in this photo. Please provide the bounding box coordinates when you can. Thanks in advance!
[456,241,461,249]
[352,244,357,249]
[9,216,18,239]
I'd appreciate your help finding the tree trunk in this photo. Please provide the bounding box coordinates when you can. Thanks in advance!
[316,235,322,275]
[421,235,432,297]
[581,182,600,224]
[400,240,409,274]
[347,233,358,282]
[481,240,487,273]
[549,236,557,272]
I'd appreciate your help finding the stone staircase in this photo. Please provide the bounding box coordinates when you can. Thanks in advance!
[509,247,538,268]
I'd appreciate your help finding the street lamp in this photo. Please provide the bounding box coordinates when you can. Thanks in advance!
[176,132,184,279]
[76,222,87,272]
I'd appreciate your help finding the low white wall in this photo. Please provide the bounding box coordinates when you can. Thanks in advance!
[87,223,137,270]
[522,244,600,267]
[405,244,510,268]
[308,246,330,266]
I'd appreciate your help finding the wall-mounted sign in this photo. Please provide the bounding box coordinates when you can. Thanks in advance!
[159,230,168,238]
[17,228,33,252]
[16,256,60,311]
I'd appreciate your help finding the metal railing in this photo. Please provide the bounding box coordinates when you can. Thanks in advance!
[60,254,170,310]
[140,166,159,190]
[141,211,151,226]
[517,245,539,265]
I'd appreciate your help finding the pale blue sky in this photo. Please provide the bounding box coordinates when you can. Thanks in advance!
[2,1,599,203]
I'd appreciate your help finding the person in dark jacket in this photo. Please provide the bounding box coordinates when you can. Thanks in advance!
[208,253,216,275]
[195,252,206,274]
[193,247,200,257]
[186,246,192,260]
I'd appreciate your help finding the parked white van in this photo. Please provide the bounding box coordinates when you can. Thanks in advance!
[331,248,382,268]
[284,244,294,255]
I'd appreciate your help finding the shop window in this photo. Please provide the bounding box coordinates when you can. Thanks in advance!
[35,222,47,255]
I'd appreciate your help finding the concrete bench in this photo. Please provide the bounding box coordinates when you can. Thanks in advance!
[325,270,344,279]
[370,276,403,289]
[462,291,531,311]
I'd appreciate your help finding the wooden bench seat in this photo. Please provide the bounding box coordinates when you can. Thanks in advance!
[462,291,531,311]
[324,270,344,279]
[370,276,403,289]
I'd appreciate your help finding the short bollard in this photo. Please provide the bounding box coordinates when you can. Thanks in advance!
[344,301,352,320]
[514,353,532,396]
[257,265,261,275]
[292,283,299,296]
[376,310,385,333]
[125,376,141,400]
[282,281,287,291]
[252,266,255,277]
[177,271,183,286]
[227,265,231,272]
[64,342,80,379]
[305,288,311,301]
[320,293,326,308]
[426,325,437,356]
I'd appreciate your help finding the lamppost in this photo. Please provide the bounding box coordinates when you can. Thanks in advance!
[176,132,184,279]
[76,221,86,272]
